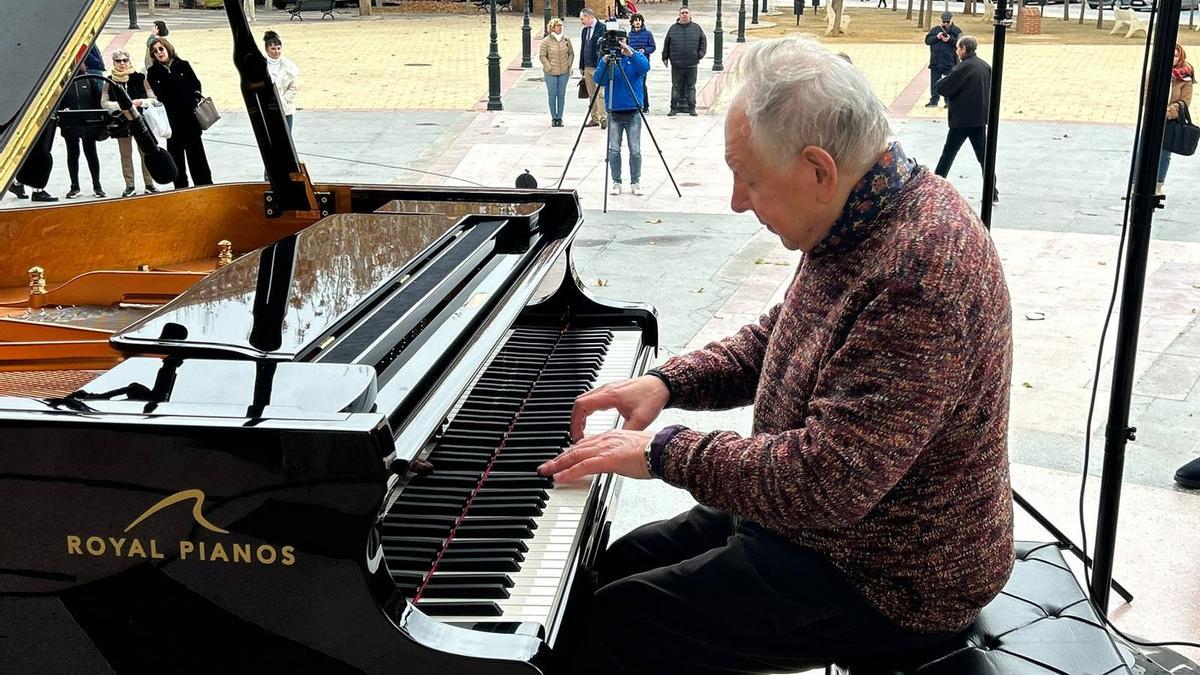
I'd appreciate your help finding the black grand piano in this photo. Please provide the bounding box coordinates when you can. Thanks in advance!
[0,2,656,673]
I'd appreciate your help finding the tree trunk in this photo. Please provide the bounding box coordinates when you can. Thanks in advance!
[1063,0,1070,20]
[1079,0,1086,23]
[1189,0,1194,27]
[917,0,925,27]
[1096,0,1105,29]
[906,0,914,19]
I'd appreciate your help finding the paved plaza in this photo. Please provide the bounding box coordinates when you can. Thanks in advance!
[4,0,1199,660]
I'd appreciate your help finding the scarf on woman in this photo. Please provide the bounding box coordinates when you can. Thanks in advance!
[110,64,132,84]
[1174,63,1194,82]
[552,32,564,41]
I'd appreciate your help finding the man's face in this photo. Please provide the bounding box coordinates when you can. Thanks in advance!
[955,43,966,60]
[580,13,593,26]
[941,19,951,28]
[724,103,837,252]
[679,9,691,23]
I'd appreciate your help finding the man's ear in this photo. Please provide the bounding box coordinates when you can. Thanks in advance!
[798,146,839,204]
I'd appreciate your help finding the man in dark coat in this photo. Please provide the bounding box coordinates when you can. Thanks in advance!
[924,11,961,107]
[579,8,607,128]
[662,6,707,116]
[933,35,997,203]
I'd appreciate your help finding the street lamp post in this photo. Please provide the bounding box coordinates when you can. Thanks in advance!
[737,0,746,42]
[557,0,564,19]
[714,0,725,71]
[752,0,759,24]
[128,0,139,30]
[522,0,533,68]
[544,0,552,35]
[488,0,504,110]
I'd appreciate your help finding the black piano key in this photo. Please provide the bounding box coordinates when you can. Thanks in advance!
[446,538,528,552]
[417,601,503,617]
[420,584,510,600]
[382,522,454,538]
[391,500,467,516]
[455,523,535,539]
[437,557,521,572]
[478,475,554,489]
[428,573,514,588]
[466,502,543,517]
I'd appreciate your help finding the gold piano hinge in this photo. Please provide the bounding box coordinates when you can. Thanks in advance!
[217,240,234,268]
[28,266,47,308]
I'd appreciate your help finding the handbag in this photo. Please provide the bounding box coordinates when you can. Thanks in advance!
[193,94,221,131]
[144,103,172,140]
[1163,101,1200,156]
[578,78,589,100]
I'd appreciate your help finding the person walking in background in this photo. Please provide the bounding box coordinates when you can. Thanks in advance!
[579,9,607,129]
[83,45,106,76]
[147,37,213,189]
[59,64,106,199]
[1155,42,1193,197]
[263,31,299,134]
[627,13,655,113]
[924,12,960,108]
[540,18,574,127]
[145,20,169,69]
[103,49,158,197]
[933,35,997,203]
[595,35,649,196]
[663,6,706,116]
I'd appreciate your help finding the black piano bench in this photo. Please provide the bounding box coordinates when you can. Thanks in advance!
[831,542,1133,675]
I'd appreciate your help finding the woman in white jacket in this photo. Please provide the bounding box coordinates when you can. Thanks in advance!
[263,30,299,134]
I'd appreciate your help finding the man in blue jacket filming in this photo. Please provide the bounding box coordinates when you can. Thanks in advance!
[594,34,650,197]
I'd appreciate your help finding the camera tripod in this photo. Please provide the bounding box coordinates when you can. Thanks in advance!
[557,50,681,213]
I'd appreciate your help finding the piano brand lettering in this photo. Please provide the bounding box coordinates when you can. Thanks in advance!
[64,489,295,567]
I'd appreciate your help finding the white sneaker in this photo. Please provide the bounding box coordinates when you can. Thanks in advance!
[630,183,642,196]
[610,183,622,196]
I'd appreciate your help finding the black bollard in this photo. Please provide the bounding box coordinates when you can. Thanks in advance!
[737,0,746,41]
[714,0,725,70]
[522,0,532,68]
[488,0,504,110]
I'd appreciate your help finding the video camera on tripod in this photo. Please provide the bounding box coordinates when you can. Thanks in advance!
[601,19,628,60]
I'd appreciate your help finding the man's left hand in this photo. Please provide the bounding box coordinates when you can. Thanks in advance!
[537,429,654,482]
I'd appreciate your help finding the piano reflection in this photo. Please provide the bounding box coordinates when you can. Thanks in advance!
[0,2,657,673]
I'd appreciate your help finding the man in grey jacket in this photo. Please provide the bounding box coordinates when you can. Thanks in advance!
[662,6,707,116]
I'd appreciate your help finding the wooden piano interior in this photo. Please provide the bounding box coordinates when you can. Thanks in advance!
[0,183,327,396]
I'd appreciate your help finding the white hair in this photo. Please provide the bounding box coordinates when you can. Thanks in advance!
[732,36,891,173]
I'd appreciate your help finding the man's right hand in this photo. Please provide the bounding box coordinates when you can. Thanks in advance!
[570,375,670,440]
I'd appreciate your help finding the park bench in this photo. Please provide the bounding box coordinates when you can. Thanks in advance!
[824,7,849,34]
[827,542,1134,675]
[473,0,514,11]
[288,0,336,20]
[1110,7,1147,38]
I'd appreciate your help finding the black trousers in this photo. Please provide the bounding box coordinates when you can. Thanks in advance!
[934,125,986,178]
[928,67,951,104]
[569,506,955,675]
[64,135,101,190]
[167,136,214,189]
[670,65,698,113]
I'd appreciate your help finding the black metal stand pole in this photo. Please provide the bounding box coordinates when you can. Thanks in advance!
[715,0,726,70]
[979,0,1009,228]
[1090,0,1181,614]
[752,0,759,25]
[544,0,552,35]
[1012,491,1133,603]
[557,0,563,20]
[522,0,533,68]
[128,0,140,30]
[761,0,768,16]
[488,0,504,111]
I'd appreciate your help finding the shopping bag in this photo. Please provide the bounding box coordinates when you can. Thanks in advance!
[578,78,589,99]
[143,103,172,140]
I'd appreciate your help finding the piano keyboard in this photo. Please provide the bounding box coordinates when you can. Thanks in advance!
[382,326,642,629]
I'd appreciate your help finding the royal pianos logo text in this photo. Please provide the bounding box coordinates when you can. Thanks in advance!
[66,489,295,566]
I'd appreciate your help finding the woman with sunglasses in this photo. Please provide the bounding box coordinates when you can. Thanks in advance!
[102,49,159,197]
[147,37,213,189]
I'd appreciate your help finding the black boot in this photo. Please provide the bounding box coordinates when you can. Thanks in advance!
[1176,457,1200,489]
[31,190,58,202]
[7,183,28,199]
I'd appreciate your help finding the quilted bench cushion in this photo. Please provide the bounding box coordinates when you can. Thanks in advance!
[836,541,1133,675]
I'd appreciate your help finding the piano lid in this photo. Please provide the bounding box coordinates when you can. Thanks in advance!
[112,211,472,360]
[0,1,115,192]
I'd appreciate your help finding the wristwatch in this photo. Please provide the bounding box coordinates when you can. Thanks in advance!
[643,436,656,479]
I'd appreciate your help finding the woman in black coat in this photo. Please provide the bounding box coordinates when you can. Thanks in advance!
[146,37,213,189]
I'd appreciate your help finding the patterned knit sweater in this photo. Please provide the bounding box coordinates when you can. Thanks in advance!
[654,145,1015,634]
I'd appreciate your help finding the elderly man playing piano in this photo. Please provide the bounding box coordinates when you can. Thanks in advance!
[539,36,1015,674]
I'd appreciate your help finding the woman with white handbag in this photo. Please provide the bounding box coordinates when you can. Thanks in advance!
[102,49,160,197]
[147,37,213,189]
